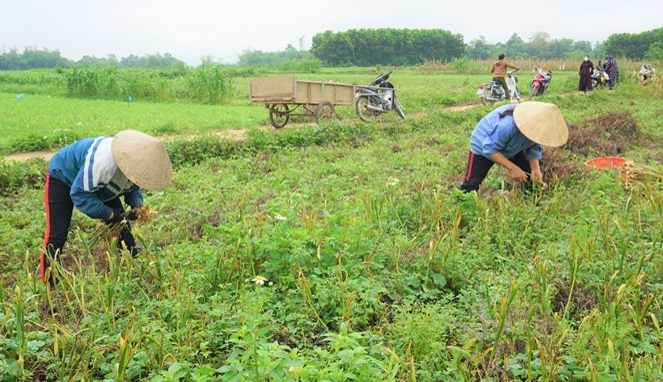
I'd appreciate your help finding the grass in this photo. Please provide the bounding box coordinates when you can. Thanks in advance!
[1,65,663,380]
[0,92,267,153]
[0,69,580,154]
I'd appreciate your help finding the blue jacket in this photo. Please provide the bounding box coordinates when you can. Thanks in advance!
[469,104,542,161]
[48,137,143,220]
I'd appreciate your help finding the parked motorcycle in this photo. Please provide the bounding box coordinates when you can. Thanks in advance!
[592,60,610,88]
[477,69,521,105]
[355,71,406,122]
[529,68,552,97]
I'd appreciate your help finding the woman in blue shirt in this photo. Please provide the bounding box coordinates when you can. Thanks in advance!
[41,130,173,285]
[460,102,568,193]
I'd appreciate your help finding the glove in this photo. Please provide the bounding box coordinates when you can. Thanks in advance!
[107,208,125,224]
[125,208,140,221]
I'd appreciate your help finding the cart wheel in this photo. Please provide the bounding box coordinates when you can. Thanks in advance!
[269,104,290,129]
[315,101,336,126]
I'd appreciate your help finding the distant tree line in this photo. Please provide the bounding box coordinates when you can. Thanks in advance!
[466,32,605,61]
[79,52,185,68]
[0,48,72,70]
[2,27,661,70]
[311,29,465,66]
[604,27,663,60]
[0,48,185,70]
[237,44,315,65]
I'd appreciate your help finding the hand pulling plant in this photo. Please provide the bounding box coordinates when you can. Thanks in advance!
[86,206,155,249]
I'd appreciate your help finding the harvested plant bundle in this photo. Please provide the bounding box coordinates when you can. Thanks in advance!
[87,206,155,247]
[620,160,663,189]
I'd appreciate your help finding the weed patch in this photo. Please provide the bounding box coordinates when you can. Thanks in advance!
[565,111,648,157]
[543,111,649,182]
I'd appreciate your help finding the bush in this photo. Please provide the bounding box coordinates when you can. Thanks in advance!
[0,159,47,196]
[63,64,235,104]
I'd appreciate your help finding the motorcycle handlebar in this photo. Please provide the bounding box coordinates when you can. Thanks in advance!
[370,71,394,86]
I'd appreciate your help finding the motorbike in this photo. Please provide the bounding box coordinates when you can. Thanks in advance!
[477,69,521,105]
[354,71,406,122]
[591,60,610,88]
[529,68,552,97]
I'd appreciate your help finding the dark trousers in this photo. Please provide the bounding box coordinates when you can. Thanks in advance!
[493,76,510,100]
[40,173,136,284]
[460,151,532,193]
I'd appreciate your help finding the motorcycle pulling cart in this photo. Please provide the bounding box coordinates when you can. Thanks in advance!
[250,72,405,128]
[249,75,355,128]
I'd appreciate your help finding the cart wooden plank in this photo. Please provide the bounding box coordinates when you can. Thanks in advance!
[294,80,355,106]
[250,75,355,106]
[250,75,296,102]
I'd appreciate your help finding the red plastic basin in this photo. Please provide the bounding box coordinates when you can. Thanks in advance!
[585,157,627,171]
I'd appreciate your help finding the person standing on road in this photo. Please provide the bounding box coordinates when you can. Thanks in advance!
[491,53,520,101]
[40,130,173,285]
[579,55,594,92]
[460,102,568,193]
[604,54,619,89]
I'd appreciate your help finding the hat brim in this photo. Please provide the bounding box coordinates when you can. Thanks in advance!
[112,130,173,191]
[513,102,569,147]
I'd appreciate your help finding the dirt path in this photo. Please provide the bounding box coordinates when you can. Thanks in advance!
[3,149,56,162]
[2,128,253,163]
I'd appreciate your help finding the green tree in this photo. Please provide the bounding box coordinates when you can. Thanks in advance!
[311,29,464,67]
[549,38,574,59]
[604,28,663,59]
[529,32,551,57]
[0,47,72,69]
[504,33,528,58]
[572,41,593,54]
[237,45,316,66]
[645,42,663,61]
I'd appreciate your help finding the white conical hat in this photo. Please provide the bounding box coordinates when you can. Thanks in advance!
[111,130,173,191]
[513,102,569,147]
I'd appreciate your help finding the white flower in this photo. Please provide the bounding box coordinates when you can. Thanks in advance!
[387,177,400,186]
[251,275,267,285]
[275,213,287,221]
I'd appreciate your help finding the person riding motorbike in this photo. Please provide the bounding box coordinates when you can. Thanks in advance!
[491,53,521,101]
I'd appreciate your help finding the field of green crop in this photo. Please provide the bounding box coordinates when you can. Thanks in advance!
[1,65,663,381]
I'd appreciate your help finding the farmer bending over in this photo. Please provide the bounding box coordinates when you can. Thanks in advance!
[40,130,173,285]
[460,102,568,193]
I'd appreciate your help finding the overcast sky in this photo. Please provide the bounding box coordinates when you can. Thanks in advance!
[1,0,661,65]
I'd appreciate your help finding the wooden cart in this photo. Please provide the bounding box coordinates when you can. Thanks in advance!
[250,75,355,128]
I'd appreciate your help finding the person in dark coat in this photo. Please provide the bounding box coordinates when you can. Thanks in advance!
[604,55,619,89]
[579,55,594,92]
